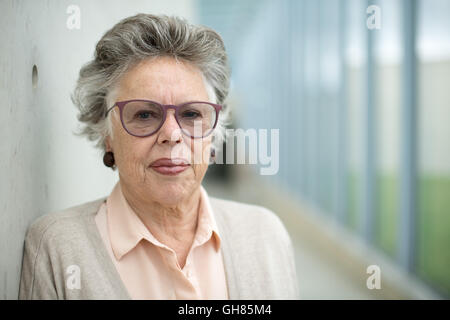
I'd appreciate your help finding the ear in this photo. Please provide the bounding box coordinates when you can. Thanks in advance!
[105,135,113,152]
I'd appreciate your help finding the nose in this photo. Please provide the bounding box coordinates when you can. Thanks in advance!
[156,109,182,145]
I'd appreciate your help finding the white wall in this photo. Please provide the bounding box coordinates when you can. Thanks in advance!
[0,0,195,299]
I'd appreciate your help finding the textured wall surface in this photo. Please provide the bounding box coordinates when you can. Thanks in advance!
[0,0,194,299]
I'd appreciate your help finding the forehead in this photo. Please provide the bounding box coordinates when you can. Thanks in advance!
[115,56,208,102]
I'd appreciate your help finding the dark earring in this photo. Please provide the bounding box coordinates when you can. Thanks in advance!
[103,151,115,168]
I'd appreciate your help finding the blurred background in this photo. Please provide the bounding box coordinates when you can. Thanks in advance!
[0,0,448,299]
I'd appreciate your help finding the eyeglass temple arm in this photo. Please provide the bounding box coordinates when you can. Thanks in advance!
[104,105,117,118]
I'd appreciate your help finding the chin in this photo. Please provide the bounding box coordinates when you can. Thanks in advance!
[150,181,192,205]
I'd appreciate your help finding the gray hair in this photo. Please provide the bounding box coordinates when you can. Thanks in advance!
[71,13,231,155]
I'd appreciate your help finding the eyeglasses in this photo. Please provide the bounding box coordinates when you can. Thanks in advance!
[105,99,222,138]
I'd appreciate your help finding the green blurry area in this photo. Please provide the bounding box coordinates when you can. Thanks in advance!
[417,176,450,296]
[348,172,450,296]
[375,173,398,258]
[347,172,362,233]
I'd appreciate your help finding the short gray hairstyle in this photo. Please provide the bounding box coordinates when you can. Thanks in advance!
[71,13,231,155]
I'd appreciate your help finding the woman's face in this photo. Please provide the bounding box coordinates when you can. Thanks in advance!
[106,56,213,206]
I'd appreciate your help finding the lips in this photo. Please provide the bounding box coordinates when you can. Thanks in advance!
[150,158,190,167]
[149,158,190,175]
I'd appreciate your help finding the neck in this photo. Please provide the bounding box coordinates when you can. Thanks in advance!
[120,183,202,243]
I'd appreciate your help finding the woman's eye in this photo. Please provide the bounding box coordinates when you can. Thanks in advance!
[182,111,201,118]
[136,111,153,119]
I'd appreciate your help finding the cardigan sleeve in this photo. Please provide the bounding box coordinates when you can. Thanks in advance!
[285,228,300,299]
[257,205,300,299]
[18,222,59,300]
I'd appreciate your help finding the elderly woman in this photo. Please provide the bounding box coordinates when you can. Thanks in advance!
[19,14,298,300]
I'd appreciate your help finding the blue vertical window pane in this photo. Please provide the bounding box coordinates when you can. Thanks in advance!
[373,0,402,258]
[416,0,450,297]
[345,0,367,232]
[318,0,341,214]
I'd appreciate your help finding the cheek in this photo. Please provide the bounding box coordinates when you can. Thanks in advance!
[187,138,211,177]
[114,133,156,171]
[189,138,212,165]
[191,164,208,181]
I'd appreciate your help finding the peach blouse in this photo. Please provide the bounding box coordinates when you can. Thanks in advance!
[94,181,229,299]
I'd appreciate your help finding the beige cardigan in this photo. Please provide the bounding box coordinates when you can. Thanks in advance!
[18,195,299,300]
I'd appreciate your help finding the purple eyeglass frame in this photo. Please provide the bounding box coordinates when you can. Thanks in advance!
[104,99,222,138]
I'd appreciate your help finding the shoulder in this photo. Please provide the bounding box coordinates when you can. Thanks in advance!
[209,196,292,246]
[24,197,106,249]
[210,196,280,224]
[20,197,108,299]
